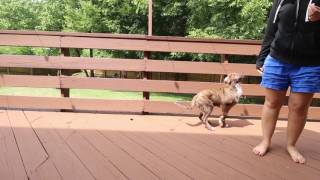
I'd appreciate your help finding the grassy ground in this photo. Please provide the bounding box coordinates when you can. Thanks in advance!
[0,87,193,101]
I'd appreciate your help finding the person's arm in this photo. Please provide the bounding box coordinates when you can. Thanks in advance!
[256,0,280,72]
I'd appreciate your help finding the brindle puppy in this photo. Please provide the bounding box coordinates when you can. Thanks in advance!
[177,73,243,131]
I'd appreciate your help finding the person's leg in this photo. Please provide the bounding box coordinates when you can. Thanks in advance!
[253,88,287,156]
[286,92,314,164]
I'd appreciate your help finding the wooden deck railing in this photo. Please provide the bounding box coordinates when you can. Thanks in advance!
[0,30,319,119]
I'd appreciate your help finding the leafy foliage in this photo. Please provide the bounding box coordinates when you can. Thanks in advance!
[0,0,273,60]
[0,0,40,29]
[187,0,272,39]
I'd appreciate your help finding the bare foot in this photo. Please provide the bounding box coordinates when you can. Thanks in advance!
[253,141,270,156]
[287,146,306,164]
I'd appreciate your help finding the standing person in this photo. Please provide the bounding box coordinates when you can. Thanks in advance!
[253,0,320,164]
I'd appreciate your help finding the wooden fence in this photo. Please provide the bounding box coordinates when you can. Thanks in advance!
[0,30,319,120]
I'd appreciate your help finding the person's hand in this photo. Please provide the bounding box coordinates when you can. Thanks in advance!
[308,3,320,22]
[257,67,264,75]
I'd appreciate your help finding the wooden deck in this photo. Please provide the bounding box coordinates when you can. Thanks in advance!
[0,110,320,180]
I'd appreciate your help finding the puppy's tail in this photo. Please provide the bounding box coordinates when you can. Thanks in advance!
[174,101,192,110]
[190,94,198,108]
[186,121,203,127]
[175,94,198,110]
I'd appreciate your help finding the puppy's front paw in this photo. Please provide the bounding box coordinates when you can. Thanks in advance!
[206,125,215,131]
[219,120,224,127]
[224,123,230,128]
[220,123,230,128]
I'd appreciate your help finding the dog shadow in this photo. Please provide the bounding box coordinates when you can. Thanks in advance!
[186,117,254,128]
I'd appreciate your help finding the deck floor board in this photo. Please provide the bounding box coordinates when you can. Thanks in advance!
[0,110,319,180]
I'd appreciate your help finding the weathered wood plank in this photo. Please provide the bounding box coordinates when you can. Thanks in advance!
[0,55,260,76]
[46,112,159,180]
[1,75,319,99]
[171,133,281,180]
[77,130,159,180]
[63,132,129,180]
[0,75,264,95]
[144,101,320,120]
[1,96,320,120]
[17,111,320,180]
[6,110,62,180]
[24,112,96,180]
[97,131,191,179]
[0,75,60,88]
[0,110,28,180]
[146,60,260,76]
[215,133,320,180]
[123,131,219,180]
[6,110,50,178]
[0,34,61,47]
[0,55,145,72]
[146,132,252,180]
[0,96,144,112]
[0,30,261,55]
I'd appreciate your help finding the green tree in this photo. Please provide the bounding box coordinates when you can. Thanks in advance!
[0,0,40,30]
[153,0,189,36]
[36,0,66,31]
[64,0,103,33]
[187,0,272,39]
[63,0,147,34]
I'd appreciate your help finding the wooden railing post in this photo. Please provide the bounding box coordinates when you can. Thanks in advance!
[220,54,229,64]
[142,0,153,114]
[90,49,95,77]
[148,0,153,36]
[60,48,70,98]
[220,54,229,82]
[142,51,151,114]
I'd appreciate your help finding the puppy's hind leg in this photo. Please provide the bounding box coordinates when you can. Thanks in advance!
[198,106,205,123]
[203,106,214,131]
[198,112,204,122]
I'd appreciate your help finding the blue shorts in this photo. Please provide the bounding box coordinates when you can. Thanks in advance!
[261,55,320,93]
